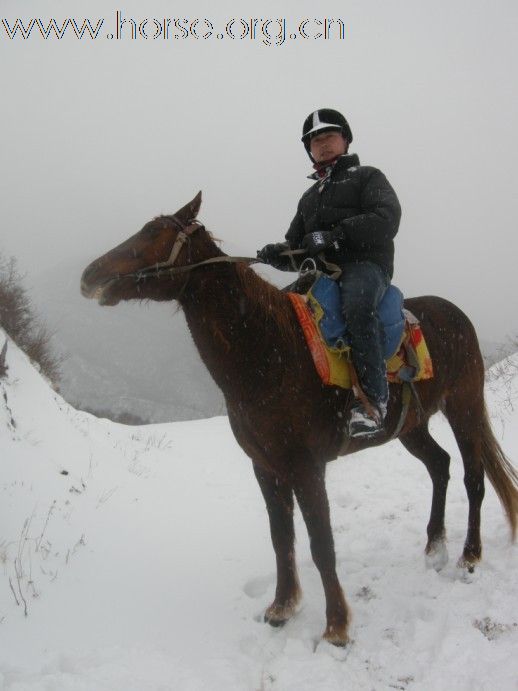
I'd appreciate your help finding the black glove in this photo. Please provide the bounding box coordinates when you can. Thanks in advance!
[257,242,289,269]
[302,231,334,256]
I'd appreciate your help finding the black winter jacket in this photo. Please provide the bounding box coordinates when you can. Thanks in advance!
[285,154,401,278]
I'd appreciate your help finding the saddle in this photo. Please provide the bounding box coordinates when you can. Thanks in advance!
[287,272,433,389]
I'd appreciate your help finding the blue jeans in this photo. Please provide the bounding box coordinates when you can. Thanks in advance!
[339,262,390,406]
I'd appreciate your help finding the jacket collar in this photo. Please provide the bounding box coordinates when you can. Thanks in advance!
[308,153,360,180]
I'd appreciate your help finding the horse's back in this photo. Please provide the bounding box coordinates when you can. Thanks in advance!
[404,294,484,381]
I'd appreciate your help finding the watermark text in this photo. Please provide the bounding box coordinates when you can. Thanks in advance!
[1,12,346,46]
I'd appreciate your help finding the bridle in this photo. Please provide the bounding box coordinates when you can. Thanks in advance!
[153,215,203,271]
[116,213,341,283]
[125,215,261,283]
[131,215,209,279]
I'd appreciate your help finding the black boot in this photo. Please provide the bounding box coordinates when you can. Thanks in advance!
[348,401,386,439]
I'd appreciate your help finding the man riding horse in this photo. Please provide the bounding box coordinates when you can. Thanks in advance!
[258,108,401,438]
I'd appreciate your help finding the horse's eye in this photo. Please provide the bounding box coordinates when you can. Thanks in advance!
[144,226,162,240]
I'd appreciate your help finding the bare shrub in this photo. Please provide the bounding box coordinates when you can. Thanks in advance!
[485,336,518,420]
[0,339,7,378]
[0,254,61,386]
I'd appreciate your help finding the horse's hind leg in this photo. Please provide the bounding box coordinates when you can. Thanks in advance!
[253,464,301,626]
[444,400,485,571]
[400,424,451,568]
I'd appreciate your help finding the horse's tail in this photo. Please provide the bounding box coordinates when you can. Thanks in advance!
[480,403,518,540]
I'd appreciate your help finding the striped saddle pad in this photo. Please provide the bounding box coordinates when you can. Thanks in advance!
[287,290,433,389]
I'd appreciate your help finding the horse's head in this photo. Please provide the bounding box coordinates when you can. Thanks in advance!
[81,192,205,305]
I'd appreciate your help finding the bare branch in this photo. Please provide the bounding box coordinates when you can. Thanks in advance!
[0,339,7,378]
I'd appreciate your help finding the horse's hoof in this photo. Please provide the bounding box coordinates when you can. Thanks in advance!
[264,598,298,627]
[425,538,449,571]
[323,626,349,648]
[457,555,479,573]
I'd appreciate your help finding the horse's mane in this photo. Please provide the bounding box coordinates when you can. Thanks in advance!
[173,223,301,349]
[235,263,300,349]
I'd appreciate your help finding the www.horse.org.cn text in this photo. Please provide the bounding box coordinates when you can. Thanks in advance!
[1,14,346,46]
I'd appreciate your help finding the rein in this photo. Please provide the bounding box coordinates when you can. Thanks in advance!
[120,215,341,283]
[118,217,257,283]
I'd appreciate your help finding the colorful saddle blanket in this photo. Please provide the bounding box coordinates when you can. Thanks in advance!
[288,275,433,389]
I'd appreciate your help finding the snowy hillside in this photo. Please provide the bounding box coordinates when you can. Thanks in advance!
[31,259,224,423]
[1,331,517,691]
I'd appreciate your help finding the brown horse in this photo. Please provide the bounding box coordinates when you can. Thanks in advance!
[80,192,518,647]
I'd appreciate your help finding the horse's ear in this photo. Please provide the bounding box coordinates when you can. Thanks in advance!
[175,191,202,223]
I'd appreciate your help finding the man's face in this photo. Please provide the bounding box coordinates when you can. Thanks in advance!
[309,130,348,163]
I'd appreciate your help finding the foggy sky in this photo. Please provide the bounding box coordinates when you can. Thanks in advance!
[2,0,518,342]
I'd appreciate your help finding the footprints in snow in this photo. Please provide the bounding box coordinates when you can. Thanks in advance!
[473,616,517,641]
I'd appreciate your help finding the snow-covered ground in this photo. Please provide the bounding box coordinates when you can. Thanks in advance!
[1,330,517,691]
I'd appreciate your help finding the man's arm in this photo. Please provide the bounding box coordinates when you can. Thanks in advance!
[285,201,305,249]
[332,168,401,250]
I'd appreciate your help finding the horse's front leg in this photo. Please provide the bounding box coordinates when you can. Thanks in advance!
[253,463,301,626]
[292,457,349,646]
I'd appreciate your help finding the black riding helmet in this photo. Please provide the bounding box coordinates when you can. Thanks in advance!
[301,108,353,159]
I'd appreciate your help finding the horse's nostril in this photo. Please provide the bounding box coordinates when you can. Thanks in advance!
[81,265,93,284]
[80,264,101,297]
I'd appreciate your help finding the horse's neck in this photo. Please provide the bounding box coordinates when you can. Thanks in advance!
[180,262,288,400]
